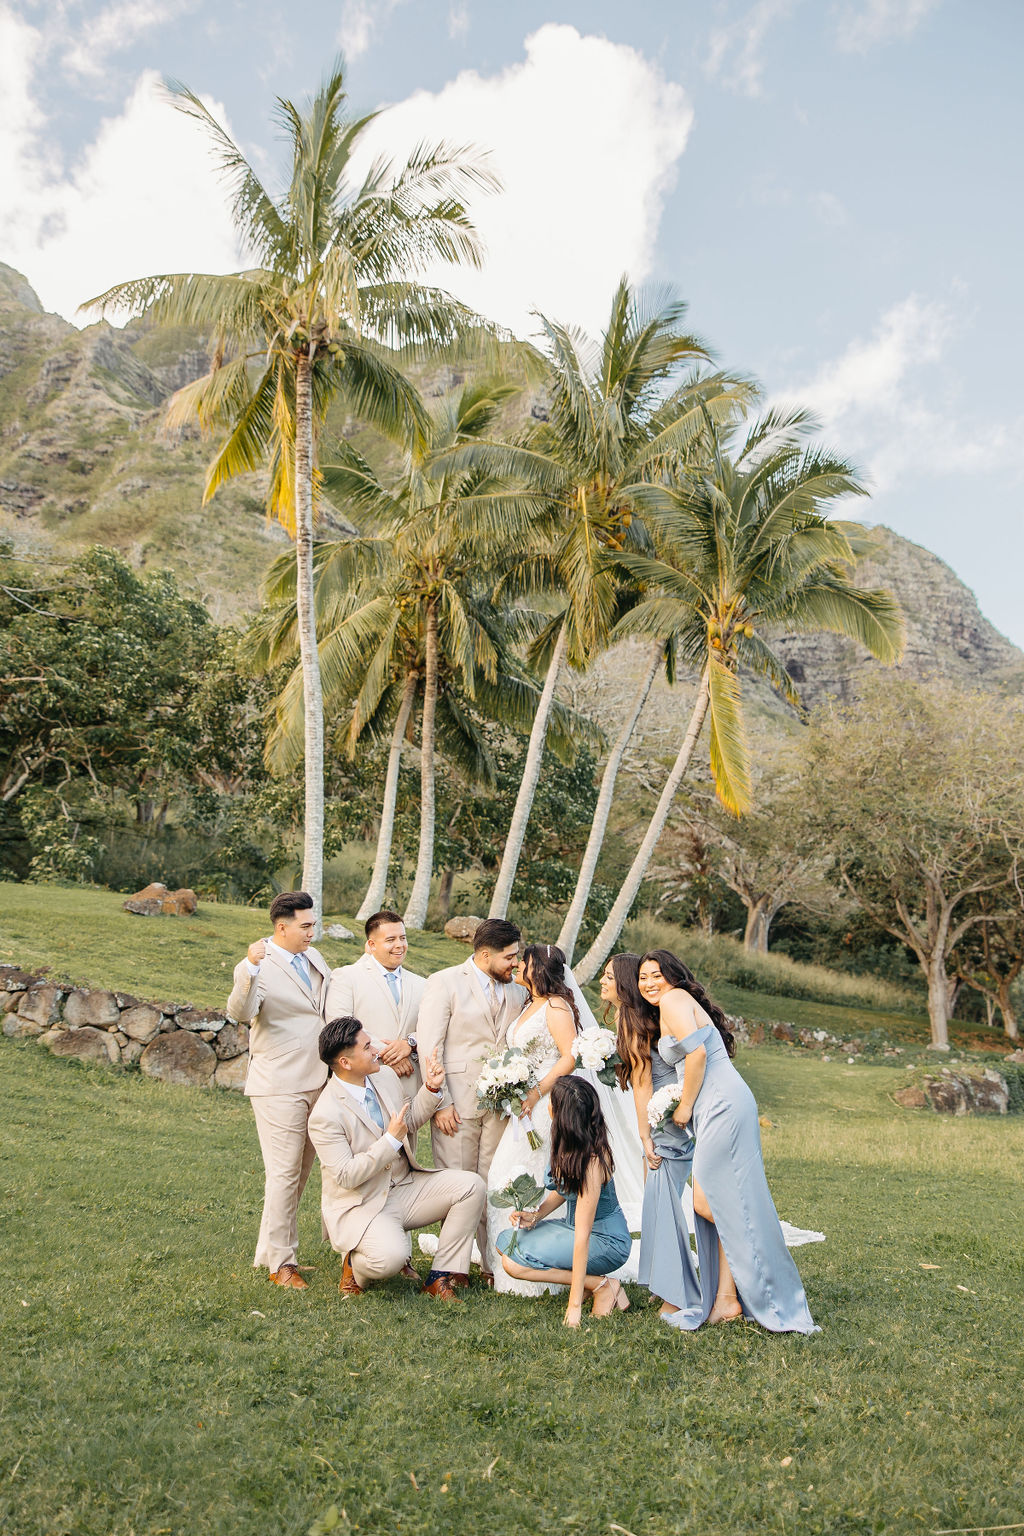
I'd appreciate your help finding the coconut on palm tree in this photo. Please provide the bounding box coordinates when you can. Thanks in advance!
[430,277,752,924]
[83,64,497,920]
[253,376,587,928]
[571,409,906,983]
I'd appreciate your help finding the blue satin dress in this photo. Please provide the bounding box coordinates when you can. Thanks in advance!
[662,1025,818,1334]
[637,1043,700,1310]
[496,1170,631,1275]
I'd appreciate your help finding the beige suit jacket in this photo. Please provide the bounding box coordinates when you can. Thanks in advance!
[226,945,331,1097]
[308,1068,441,1256]
[417,958,528,1119]
[324,954,426,1099]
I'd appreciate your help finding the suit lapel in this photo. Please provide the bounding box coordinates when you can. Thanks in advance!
[341,1080,385,1139]
[363,955,400,1024]
[268,950,314,1003]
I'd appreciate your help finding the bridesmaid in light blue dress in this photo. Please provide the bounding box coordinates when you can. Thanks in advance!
[496,1075,632,1326]
[638,949,818,1335]
[600,954,700,1319]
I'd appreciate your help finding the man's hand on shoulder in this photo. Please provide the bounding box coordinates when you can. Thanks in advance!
[247,938,267,966]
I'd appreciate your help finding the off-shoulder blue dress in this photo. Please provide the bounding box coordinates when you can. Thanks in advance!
[496,1170,631,1275]
[661,1025,818,1334]
[637,1043,701,1310]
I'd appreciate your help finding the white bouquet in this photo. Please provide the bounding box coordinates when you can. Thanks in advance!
[572,1026,622,1086]
[647,1082,685,1135]
[476,1046,542,1149]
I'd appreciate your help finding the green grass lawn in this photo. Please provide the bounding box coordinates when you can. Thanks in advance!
[1,1037,1022,1536]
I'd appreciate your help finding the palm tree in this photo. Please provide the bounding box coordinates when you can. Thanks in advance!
[571,410,907,982]
[253,377,584,928]
[431,278,751,921]
[84,64,497,920]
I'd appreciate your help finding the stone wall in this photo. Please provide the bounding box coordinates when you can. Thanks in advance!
[0,964,248,1090]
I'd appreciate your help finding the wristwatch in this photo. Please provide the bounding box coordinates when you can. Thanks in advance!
[407,1034,418,1057]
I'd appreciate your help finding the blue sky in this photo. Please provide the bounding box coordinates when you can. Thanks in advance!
[2,0,1021,646]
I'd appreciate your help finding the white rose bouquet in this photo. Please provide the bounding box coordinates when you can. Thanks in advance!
[647,1082,685,1135]
[572,1026,622,1086]
[476,1046,543,1149]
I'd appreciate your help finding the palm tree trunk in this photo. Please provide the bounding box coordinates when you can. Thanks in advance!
[489,622,569,920]
[403,601,438,930]
[574,667,711,984]
[557,639,663,962]
[294,347,324,924]
[356,669,417,921]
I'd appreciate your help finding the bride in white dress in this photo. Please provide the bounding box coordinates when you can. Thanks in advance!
[486,943,647,1295]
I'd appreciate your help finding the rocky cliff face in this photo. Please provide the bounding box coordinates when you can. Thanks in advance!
[1,263,1020,713]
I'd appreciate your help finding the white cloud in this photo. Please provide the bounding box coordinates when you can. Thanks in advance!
[355,24,693,340]
[337,0,408,61]
[705,0,796,97]
[0,10,241,322]
[835,0,938,52]
[779,294,1021,491]
[61,0,190,80]
[447,2,469,42]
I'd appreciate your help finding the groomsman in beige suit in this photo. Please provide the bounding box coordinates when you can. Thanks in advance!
[308,1015,485,1300]
[417,917,527,1275]
[226,891,331,1290]
[324,910,426,1103]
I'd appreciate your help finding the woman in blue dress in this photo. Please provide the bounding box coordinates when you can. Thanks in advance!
[496,1075,632,1326]
[601,952,700,1320]
[638,949,818,1334]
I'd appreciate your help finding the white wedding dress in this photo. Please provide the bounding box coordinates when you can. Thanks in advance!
[485,999,649,1296]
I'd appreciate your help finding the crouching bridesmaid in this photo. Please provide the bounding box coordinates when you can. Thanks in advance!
[497,1075,632,1327]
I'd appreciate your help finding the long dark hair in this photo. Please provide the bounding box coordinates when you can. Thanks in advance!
[604,952,659,1090]
[640,949,735,1057]
[521,943,581,1033]
[548,1075,614,1195]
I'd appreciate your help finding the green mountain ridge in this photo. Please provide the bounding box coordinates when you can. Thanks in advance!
[2,262,1021,721]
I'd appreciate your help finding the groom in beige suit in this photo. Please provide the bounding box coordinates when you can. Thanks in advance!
[324,910,426,1103]
[308,1016,485,1300]
[417,917,527,1274]
[226,891,331,1289]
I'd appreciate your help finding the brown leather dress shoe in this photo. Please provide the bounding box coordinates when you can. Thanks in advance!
[449,1272,470,1288]
[424,1273,463,1301]
[339,1254,364,1298]
[269,1263,308,1290]
[400,1262,422,1284]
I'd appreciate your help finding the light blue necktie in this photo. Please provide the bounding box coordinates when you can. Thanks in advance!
[363,1088,386,1132]
[385,969,401,1006]
[291,952,311,990]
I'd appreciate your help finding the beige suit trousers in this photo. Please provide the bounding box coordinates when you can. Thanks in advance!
[250,1086,323,1272]
[430,1112,505,1263]
[348,1167,486,1288]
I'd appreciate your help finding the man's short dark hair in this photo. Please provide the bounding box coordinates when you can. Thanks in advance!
[320,1015,364,1067]
[270,891,314,924]
[473,918,521,953]
[365,909,403,939]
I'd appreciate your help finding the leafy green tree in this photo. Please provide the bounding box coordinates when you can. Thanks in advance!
[800,676,1024,1049]
[431,277,750,929]
[573,411,905,982]
[85,64,496,919]
[252,377,584,927]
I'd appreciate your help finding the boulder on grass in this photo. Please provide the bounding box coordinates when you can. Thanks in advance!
[119,1004,163,1044]
[140,1031,216,1087]
[4,1015,45,1039]
[772,1021,796,1044]
[214,1053,249,1091]
[64,989,119,1028]
[122,882,168,916]
[1,991,25,1015]
[894,1086,927,1109]
[175,1007,226,1035]
[160,888,197,916]
[49,1026,120,1066]
[17,984,63,1027]
[444,916,483,944]
[325,922,354,940]
[214,1021,249,1059]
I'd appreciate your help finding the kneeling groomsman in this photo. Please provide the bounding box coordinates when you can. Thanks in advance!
[308,1016,486,1301]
